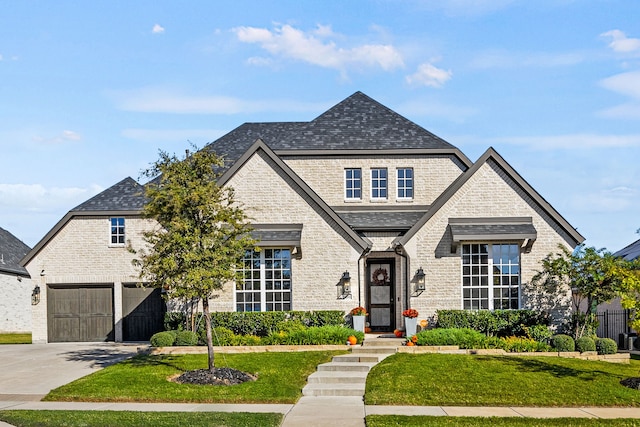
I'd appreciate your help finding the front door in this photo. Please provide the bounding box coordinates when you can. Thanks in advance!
[367,261,395,332]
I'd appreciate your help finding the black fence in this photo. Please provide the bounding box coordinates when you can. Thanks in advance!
[596,309,634,348]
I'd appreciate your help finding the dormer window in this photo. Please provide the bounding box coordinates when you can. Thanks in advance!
[371,168,387,200]
[345,168,362,200]
[110,217,125,246]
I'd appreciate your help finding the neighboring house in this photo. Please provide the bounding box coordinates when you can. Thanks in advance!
[0,227,32,333]
[22,92,584,343]
[614,238,640,262]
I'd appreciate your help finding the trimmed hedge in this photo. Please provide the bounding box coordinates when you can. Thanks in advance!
[150,331,176,347]
[595,337,618,355]
[174,330,198,346]
[436,309,548,337]
[552,334,575,352]
[413,328,551,352]
[575,336,596,353]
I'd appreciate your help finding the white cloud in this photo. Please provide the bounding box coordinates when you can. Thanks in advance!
[406,62,452,88]
[32,130,82,145]
[0,183,101,212]
[470,50,585,69]
[571,186,639,214]
[490,133,640,149]
[110,87,329,114]
[600,30,640,54]
[598,70,640,119]
[152,24,165,34]
[232,24,404,73]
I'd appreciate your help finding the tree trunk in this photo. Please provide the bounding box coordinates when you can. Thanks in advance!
[202,297,215,372]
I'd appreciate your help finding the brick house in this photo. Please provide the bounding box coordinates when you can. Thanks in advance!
[22,92,584,343]
[0,227,32,333]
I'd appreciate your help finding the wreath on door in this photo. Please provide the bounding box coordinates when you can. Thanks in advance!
[372,268,388,286]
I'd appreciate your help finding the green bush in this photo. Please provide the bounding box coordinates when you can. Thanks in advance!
[275,325,363,345]
[436,310,548,337]
[150,331,175,347]
[523,324,553,344]
[174,330,198,346]
[552,334,575,352]
[575,336,596,353]
[595,337,618,355]
[164,312,186,331]
[501,336,552,353]
[232,334,262,346]
[415,328,487,349]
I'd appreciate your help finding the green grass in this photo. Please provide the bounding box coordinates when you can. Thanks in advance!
[366,353,640,407]
[45,351,344,403]
[0,410,282,427]
[366,415,640,426]
[0,333,31,344]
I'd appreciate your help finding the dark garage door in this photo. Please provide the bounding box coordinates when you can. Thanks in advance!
[122,285,165,341]
[48,285,114,342]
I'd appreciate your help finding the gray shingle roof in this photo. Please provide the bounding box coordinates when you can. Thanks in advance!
[73,177,147,212]
[208,91,457,170]
[614,238,640,261]
[337,211,426,231]
[0,227,30,276]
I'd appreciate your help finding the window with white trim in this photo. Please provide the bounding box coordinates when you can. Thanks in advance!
[371,168,387,200]
[237,248,291,312]
[462,243,520,310]
[397,168,413,200]
[345,168,362,200]
[110,217,125,245]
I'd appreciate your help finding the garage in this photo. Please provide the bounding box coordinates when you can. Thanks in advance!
[122,284,165,341]
[47,285,114,342]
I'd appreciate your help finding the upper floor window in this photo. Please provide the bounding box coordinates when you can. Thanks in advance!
[461,243,520,310]
[345,168,362,200]
[371,168,388,200]
[397,168,413,200]
[110,217,125,245]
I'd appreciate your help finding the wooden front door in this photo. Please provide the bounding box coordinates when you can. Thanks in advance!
[367,261,395,332]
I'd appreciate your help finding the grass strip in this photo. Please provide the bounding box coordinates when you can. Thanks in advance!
[0,410,282,427]
[45,351,344,404]
[0,333,31,344]
[366,353,640,407]
[366,415,640,426]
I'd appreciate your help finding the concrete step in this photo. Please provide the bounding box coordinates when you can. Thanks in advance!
[316,362,376,372]
[332,354,387,363]
[351,346,397,354]
[307,371,368,384]
[302,383,366,397]
[362,338,405,347]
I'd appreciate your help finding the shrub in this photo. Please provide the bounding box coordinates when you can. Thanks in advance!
[174,330,198,346]
[595,337,618,355]
[501,336,551,353]
[415,328,487,349]
[436,309,548,337]
[150,331,175,347]
[523,324,553,344]
[232,334,262,346]
[201,326,236,346]
[277,326,363,345]
[575,336,596,353]
[164,311,187,331]
[274,320,307,333]
[552,334,575,352]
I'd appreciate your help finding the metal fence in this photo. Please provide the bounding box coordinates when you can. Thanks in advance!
[596,309,632,346]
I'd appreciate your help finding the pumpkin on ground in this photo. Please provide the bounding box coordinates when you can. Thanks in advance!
[348,335,358,345]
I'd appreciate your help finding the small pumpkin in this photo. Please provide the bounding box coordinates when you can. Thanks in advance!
[364,327,372,333]
[406,341,415,346]
[394,329,403,338]
[348,335,358,345]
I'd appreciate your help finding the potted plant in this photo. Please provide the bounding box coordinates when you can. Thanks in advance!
[402,308,419,337]
[350,306,368,333]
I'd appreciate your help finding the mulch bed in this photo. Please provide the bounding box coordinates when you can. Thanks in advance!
[173,368,256,386]
[621,377,640,390]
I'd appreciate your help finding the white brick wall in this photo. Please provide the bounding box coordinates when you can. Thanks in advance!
[0,273,32,333]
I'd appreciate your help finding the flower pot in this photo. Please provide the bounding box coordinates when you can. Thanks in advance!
[352,315,366,333]
[404,316,418,337]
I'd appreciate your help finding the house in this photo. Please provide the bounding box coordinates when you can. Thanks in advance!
[22,92,584,343]
[0,227,32,333]
[614,238,640,262]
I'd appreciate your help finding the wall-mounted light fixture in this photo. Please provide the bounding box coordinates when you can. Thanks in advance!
[336,271,352,299]
[412,267,426,297]
[31,284,41,305]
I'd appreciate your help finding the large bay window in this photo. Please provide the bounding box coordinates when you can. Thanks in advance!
[462,243,520,310]
[237,248,291,312]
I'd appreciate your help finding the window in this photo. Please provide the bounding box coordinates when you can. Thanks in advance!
[462,243,520,310]
[237,248,291,312]
[371,168,387,199]
[397,168,413,199]
[110,217,125,245]
[345,168,362,200]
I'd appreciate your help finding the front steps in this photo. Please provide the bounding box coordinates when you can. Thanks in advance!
[301,336,401,397]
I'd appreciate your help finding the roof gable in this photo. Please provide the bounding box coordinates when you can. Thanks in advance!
[395,147,585,248]
[614,238,640,261]
[73,177,147,212]
[0,227,30,276]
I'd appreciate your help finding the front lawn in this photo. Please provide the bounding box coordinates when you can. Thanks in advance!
[45,351,344,404]
[0,410,281,427]
[366,353,640,407]
[0,333,31,344]
[366,415,640,427]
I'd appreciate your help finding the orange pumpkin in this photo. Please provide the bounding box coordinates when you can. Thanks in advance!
[364,327,372,333]
[394,329,403,338]
[348,335,358,345]
[406,341,415,346]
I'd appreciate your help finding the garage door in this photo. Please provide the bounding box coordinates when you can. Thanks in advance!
[47,285,114,342]
[122,285,165,341]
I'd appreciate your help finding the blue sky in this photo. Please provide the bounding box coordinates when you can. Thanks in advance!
[1,0,639,252]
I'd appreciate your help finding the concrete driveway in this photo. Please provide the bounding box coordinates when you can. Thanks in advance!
[0,343,141,400]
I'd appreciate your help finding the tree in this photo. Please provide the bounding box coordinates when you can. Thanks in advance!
[616,258,640,331]
[133,147,256,372]
[530,244,629,338]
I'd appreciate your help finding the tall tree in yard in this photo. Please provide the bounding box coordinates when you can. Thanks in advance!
[134,147,256,372]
